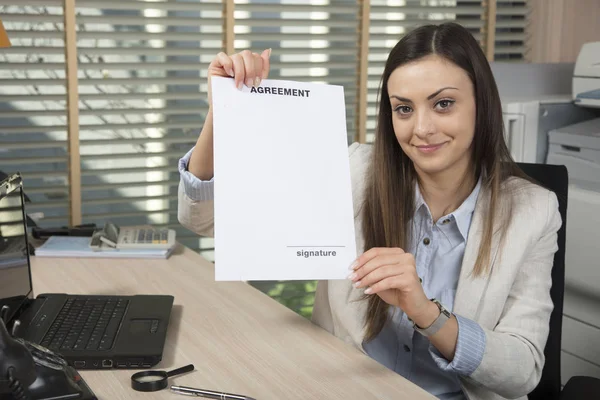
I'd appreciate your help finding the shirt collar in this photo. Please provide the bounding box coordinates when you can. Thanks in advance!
[414,175,482,240]
[452,176,482,239]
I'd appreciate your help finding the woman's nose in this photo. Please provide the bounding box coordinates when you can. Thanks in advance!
[413,110,435,139]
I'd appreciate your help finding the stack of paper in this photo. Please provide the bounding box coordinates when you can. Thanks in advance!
[35,236,174,259]
[211,77,356,281]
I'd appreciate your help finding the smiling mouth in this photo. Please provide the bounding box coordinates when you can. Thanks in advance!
[415,142,447,153]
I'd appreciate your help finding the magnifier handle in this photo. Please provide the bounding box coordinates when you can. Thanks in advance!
[167,364,195,377]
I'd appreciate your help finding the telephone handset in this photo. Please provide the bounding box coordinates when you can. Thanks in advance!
[0,317,97,400]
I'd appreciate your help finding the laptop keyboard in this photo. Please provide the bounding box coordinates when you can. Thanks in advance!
[40,297,129,352]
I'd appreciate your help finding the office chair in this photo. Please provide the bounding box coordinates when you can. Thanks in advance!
[517,163,600,400]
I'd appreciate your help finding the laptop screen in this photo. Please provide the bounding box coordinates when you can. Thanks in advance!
[0,174,33,323]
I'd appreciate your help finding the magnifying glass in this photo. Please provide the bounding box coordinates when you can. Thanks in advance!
[131,364,195,392]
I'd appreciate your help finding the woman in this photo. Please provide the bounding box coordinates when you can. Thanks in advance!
[177,23,561,400]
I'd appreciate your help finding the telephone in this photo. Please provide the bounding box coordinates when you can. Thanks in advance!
[0,317,97,400]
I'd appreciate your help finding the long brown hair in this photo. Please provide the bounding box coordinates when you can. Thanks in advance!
[362,22,529,342]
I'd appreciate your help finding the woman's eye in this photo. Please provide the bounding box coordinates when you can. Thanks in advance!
[435,99,455,111]
[394,105,412,115]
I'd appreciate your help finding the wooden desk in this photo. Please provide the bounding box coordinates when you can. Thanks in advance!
[31,244,434,400]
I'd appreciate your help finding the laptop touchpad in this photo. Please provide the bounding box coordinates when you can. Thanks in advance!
[129,319,160,334]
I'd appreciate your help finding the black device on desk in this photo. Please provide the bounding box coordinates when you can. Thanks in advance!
[0,314,97,400]
[0,172,174,370]
[31,224,97,240]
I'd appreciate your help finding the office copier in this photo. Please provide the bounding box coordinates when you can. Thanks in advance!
[544,42,600,385]
[547,118,600,192]
[548,41,600,191]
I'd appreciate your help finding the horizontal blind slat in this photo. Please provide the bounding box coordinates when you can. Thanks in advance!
[75,0,222,12]
[82,194,179,206]
[0,0,63,5]
[0,156,68,165]
[370,19,484,28]
[370,6,483,14]
[75,15,223,26]
[81,166,179,176]
[234,18,356,28]
[82,180,178,191]
[1,62,210,71]
[0,77,205,86]
[236,4,357,13]
[7,30,219,41]
[81,151,186,161]
[0,107,205,118]
[84,209,177,220]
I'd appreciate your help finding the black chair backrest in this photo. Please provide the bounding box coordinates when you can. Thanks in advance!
[516,163,569,400]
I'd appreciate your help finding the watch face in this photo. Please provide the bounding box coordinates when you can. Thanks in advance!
[432,299,451,316]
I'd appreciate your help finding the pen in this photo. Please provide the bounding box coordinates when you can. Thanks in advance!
[170,385,256,400]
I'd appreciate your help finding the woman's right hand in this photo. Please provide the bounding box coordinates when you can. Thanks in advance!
[207,48,271,107]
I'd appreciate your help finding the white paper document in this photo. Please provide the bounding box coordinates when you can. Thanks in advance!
[211,77,357,281]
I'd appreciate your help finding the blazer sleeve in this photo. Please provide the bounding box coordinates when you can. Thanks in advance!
[467,190,561,398]
[311,280,335,334]
[311,141,364,334]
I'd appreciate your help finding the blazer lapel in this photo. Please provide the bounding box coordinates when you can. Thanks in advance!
[453,187,502,321]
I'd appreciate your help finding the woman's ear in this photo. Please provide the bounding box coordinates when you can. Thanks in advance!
[0,18,11,48]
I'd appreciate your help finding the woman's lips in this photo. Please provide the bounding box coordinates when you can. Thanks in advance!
[415,142,446,153]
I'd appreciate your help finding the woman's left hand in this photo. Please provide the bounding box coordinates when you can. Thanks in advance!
[348,247,432,322]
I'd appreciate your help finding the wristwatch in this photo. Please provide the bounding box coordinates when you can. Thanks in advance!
[412,299,452,337]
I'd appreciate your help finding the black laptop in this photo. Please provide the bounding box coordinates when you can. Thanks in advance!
[0,172,174,370]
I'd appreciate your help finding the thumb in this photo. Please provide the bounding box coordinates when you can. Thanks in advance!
[260,48,271,80]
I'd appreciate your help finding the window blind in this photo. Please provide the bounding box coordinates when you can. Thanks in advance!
[0,1,70,227]
[494,1,528,60]
[71,0,221,256]
[366,0,529,143]
[234,0,359,144]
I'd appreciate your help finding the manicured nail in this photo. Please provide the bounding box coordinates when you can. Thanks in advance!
[364,287,372,294]
[353,280,362,288]
[246,78,253,87]
[227,67,234,77]
[254,77,261,87]
[237,81,243,90]
[268,48,272,57]
[347,272,356,280]
[349,260,358,270]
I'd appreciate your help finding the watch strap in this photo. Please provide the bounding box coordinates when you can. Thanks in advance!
[413,299,451,337]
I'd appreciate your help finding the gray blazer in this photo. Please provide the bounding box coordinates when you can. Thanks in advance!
[177,142,562,400]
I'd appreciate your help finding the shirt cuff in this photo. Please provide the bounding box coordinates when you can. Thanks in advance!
[178,146,215,202]
[429,314,486,377]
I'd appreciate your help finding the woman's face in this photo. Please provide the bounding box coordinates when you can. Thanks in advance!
[388,54,476,178]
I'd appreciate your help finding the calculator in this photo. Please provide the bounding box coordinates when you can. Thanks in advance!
[90,222,176,250]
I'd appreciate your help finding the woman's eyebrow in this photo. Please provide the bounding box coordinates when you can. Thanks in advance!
[389,86,459,103]
[427,86,458,100]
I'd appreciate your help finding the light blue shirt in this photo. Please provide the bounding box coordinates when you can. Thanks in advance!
[362,178,486,399]
[179,147,215,202]
[178,147,486,399]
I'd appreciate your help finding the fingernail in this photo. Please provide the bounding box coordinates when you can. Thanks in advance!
[268,48,272,57]
[348,260,358,270]
[353,280,362,288]
[254,77,261,87]
[347,272,356,280]
[246,78,253,87]
[237,82,243,90]
[364,287,372,294]
[227,67,234,77]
